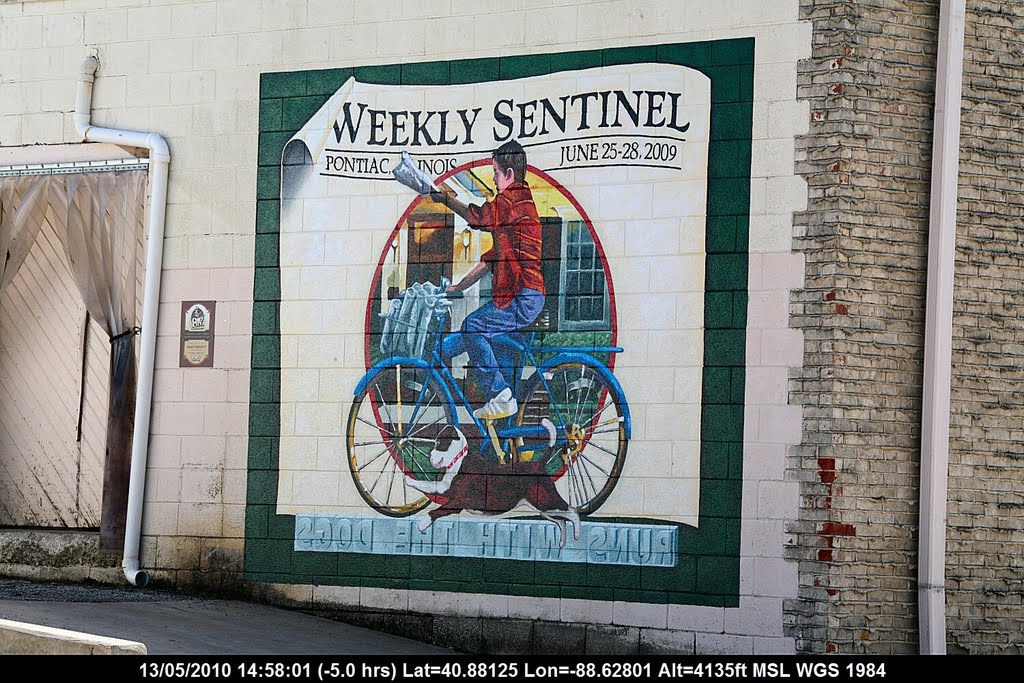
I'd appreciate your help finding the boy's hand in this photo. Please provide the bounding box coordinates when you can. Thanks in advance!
[430,187,455,204]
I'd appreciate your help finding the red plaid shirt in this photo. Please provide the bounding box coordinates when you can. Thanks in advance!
[465,182,545,308]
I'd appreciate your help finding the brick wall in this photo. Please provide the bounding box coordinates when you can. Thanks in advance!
[789,0,939,654]
[789,0,1024,654]
[946,0,1024,656]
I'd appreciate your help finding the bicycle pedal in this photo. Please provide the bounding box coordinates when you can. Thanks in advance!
[484,420,506,464]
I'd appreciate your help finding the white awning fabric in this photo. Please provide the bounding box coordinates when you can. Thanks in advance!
[0,170,146,336]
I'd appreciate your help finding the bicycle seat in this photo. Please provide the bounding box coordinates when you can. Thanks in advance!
[522,309,551,332]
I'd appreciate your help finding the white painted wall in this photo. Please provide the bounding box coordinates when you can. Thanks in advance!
[0,0,809,653]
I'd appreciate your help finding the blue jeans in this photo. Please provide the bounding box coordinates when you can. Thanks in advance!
[441,289,545,399]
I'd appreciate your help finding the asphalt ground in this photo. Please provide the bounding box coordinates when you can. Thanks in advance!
[0,578,450,655]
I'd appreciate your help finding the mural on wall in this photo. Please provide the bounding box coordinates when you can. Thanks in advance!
[363,151,623,537]
[249,42,752,605]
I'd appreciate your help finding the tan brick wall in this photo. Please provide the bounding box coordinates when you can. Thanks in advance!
[790,0,1024,655]
[946,0,1024,656]
[789,0,939,654]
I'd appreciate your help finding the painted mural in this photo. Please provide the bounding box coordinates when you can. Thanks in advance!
[248,42,752,605]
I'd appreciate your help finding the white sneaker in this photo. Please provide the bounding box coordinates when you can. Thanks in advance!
[473,387,517,420]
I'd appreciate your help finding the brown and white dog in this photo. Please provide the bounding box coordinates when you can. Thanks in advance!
[406,425,580,547]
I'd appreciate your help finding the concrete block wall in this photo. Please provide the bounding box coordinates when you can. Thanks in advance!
[0,0,810,653]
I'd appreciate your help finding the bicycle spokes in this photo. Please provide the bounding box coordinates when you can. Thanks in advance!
[517,362,627,515]
[346,364,452,516]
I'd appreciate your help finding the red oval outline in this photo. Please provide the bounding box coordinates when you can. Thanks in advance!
[363,160,618,371]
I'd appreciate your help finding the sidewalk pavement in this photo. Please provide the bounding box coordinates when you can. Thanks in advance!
[0,578,450,655]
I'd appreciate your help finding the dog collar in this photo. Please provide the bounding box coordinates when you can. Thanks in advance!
[449,443,468,467]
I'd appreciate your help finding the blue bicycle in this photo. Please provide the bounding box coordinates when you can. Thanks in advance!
[346,282,631,517]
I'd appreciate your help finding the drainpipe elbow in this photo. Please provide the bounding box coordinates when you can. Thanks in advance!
[80,55,99,80]
[147,133,171,164]
[74,56,100,139]
[123,560,150,588]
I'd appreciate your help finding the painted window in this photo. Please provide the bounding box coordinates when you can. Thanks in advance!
[560,219,609,330]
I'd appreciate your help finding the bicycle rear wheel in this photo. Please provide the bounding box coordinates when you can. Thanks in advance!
[517,362,628,514]
[346,364,452,516]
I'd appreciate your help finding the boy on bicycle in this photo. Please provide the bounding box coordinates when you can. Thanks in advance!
[431,140,545,420]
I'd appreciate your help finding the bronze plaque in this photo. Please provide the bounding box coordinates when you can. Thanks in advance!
[179,301,216,367]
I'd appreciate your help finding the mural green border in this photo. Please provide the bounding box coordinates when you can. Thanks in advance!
[246,40,752,607]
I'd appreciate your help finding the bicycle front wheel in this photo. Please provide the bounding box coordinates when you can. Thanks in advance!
[517,362,628,515]
[346,364,452,516]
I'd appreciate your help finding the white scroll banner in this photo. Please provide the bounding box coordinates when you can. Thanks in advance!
[278,63,710,528]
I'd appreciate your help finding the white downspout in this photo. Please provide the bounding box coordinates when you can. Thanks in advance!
[76,55,169,588]
[919,0,966,655]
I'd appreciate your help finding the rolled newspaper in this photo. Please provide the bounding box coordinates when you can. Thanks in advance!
[392,150,438,195]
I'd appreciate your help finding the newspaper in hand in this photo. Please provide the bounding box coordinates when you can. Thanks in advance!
[392,150,438,195]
